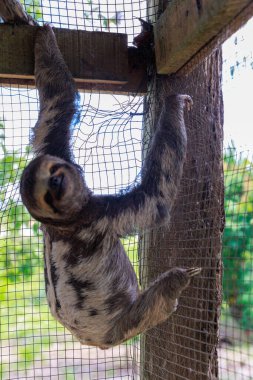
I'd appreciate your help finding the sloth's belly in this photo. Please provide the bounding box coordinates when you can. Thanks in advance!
[45,270,128,346]
[47,278,120,346]
[43,234,139,347]
[45,260,138,347]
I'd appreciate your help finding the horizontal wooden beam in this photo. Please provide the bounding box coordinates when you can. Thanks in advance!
[155,0,253,74]
[0,25,147,94]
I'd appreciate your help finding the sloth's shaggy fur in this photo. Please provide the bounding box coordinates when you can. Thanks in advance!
[20,25,201,349]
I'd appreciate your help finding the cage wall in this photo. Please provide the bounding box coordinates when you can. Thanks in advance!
[219,16,253,380]
[0,2,148,379]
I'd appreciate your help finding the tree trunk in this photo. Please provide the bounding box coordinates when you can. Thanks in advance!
[140,48,224,380]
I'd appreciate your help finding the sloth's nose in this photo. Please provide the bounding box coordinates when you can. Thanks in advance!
[49,175,62,189]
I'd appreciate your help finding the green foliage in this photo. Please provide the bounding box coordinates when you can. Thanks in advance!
[223,146,253,330]
[0,120,47,373]
[0,120,41,283]
[0,120,60,377]
[21,0,42,21]
[21,0,119,28]
[84,1,121,30]
[0,276,64,376]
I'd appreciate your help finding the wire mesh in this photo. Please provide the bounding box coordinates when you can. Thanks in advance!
[219,17,253,380]
[0,1,252,379]
[0,2,148,378]
[137,45,223,379]
[0,85,143,379]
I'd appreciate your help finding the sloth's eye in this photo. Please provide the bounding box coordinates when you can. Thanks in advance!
[50,164,63,174]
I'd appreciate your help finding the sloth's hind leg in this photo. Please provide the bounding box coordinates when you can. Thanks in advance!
[103,267,201,348]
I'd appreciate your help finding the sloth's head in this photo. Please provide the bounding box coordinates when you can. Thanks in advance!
[20,155,90,223]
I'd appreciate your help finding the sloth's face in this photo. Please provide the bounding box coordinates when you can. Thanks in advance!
[20,155,88,223]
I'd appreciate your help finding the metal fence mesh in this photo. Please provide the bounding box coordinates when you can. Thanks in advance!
[0,1,252,379]
[219,17,253,380]
[0,86,143,379]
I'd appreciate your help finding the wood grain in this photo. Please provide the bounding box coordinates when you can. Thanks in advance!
[155,0,253,74]
[0,25,147,94]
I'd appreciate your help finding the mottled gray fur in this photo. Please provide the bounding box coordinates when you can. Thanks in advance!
[0,0,37,25]
[20,25,201,349]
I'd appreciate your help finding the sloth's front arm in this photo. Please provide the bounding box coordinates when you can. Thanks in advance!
[88,94,191,237]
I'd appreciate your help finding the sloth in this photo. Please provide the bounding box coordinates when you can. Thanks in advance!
[0,0,38,25]
[20,25,201,349]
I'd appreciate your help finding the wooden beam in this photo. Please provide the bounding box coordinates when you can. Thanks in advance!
[155,0,253,74]
[0,24,147,94]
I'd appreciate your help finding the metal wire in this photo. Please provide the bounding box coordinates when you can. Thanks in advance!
[0,1,252,379]
[218,18,253,380]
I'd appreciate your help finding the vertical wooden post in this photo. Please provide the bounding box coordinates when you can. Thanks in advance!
[140,48,224,379]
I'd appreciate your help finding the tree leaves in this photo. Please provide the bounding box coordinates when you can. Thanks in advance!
[0,121,41,285]
[223,147,253,330]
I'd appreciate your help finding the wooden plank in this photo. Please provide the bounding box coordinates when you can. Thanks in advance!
[0,24,147,94]
[155,0,253,74]
[0,51,147,95]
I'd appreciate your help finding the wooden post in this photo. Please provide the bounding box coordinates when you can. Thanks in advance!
[154,0,253,74]
[140,46,224,380]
